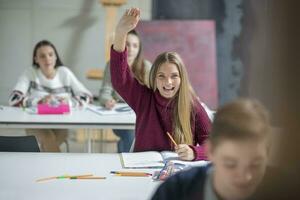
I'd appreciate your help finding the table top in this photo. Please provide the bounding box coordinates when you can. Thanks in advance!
[0,104,136,129]
[0,152,161,200]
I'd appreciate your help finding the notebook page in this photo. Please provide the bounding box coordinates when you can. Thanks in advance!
[160,151,179,161]
[121,151,165,168]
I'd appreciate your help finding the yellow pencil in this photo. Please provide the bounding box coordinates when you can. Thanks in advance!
[111,171,152,177]
[166,132,178,147]
[114,173,150,177]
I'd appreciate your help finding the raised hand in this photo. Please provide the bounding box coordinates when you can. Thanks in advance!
[113,8,140,52]
[116,8,140,36]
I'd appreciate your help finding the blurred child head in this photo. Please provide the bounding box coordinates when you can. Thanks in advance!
[207,98,271,200]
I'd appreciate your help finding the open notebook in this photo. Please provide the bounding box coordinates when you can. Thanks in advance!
[86,103,134,115]
[121,151,179,168]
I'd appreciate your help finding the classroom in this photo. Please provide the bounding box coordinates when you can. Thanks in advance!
[0,0,299,199]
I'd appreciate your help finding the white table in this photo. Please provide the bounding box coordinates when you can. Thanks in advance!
[0,152,161,200]
[0,105,136,152]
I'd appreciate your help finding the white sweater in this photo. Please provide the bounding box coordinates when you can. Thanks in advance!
[9,66,92,107]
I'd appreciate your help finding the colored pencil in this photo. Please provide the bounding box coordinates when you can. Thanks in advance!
[36,174,93,182]
[70,176,106,180]
[166,132,178,147]
[111,171,152,176]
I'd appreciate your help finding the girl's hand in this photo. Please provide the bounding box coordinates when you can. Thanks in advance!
[105,99,116,110]
[39,95,53,104]
[116,8,140,35]
[175,144,195,161]
[113,8,140,52]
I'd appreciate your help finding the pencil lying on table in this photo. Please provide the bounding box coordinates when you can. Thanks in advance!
[111,171,152,177]
[36,174,93,182]
[70,176,106,180]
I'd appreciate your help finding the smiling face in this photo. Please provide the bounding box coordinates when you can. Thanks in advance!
[208,139,268,200]
[34,45,57,78]
[155,62,181,99]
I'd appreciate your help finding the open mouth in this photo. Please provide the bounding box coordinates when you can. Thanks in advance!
[162,86,175,92]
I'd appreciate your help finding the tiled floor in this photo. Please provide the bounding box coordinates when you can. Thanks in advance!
[0,128,118,153]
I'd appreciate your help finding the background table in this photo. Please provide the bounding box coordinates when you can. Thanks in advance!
[0,105,136,152]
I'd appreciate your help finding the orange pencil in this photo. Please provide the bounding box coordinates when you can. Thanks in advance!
[166,132,178,147]
[114,173,150,177]
[111,171,152,177]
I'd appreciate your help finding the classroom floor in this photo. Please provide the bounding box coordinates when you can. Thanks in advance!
[0,128,119,153]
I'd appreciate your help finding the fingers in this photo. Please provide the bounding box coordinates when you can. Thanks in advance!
[175,144,195,161]
[114,8,140,52]
[105,99,116,109]
[126,7,140,18]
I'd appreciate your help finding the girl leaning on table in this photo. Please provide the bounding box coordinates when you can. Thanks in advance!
[110,8,211,161]
[8,40,93,152]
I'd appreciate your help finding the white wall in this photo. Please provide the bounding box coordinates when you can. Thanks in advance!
[0,0,151,105]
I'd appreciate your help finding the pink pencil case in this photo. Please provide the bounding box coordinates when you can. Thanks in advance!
[37,103,70,114]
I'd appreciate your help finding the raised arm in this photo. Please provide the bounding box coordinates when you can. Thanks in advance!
[113,8,140,52]
[110,8,151,111]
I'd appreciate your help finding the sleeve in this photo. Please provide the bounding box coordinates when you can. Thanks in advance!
[151,175,185,200]
[151,168,205,200]
[110,46,150,112]
[190,102,212,161]
[8,69,32,106]
[8,91,24,107]
[64,67,93,104]
[99,62,114,105]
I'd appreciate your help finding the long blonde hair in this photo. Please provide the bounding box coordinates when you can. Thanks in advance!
[149,52,197,145]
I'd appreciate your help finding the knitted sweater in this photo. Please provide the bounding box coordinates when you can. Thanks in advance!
[9,66,92,107]
[110,47,211,160]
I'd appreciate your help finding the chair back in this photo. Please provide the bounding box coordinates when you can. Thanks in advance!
[0,136,40,152]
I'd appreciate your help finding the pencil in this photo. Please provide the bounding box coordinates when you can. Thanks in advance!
[70,177,106,180]
[36,174,93,182]
[114,173,150,177]
[111,171,152,176]
[166,132,178,147]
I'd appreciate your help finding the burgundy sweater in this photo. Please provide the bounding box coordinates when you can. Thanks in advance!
[110,47,211,160]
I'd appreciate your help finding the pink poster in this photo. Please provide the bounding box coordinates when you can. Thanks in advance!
[136,20,218,109]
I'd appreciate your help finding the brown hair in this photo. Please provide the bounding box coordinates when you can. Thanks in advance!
[210,98,271,148]
[32,40,63,68]
[128,29,148,86]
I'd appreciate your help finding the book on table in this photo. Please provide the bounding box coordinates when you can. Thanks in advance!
[86,103,134,115]
[120,151,208,169]
[121,151,179,168]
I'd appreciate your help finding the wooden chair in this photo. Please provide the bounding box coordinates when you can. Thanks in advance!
[86,68,104,80]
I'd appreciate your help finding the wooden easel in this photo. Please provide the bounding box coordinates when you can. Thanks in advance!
[83,0,128,153]
[86,0,127,80]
